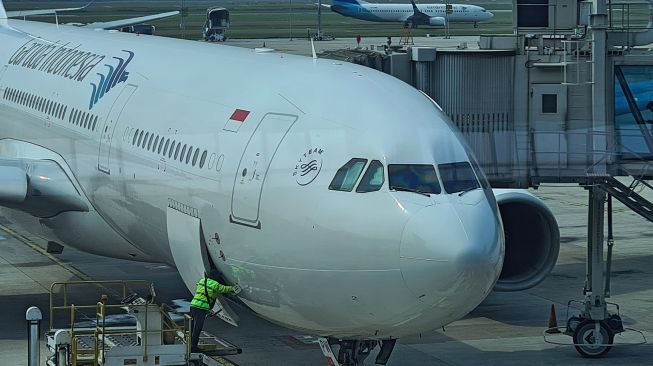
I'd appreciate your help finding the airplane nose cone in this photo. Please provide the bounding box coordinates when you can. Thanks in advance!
[399,201,503,306]
[487,12,494,19]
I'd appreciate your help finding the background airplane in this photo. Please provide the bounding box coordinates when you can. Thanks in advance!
[0,1,558,365]
[328,0,493,28]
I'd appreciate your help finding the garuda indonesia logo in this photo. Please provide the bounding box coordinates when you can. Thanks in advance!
[89,50,134,110]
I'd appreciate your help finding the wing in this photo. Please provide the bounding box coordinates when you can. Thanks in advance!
[6,1,94,18]
[82,11,180,30]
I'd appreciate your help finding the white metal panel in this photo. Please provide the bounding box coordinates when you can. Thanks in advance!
[98,84,137,174]
[231,113,297,227]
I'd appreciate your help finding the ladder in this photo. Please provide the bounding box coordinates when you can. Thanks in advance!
[594,175,653,223]
[399,24,414,46]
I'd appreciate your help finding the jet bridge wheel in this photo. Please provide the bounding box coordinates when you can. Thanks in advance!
[573,320,614,358]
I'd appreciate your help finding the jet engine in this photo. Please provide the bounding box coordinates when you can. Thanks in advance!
[428,17,446,26]
[492,189,560,292]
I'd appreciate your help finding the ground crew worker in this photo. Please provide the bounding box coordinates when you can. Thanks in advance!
[190,269,241,352]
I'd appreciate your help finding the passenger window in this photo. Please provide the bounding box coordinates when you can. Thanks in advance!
[170,141,177,158]
[175,143,181,160]
[147,134,154,150]
[356,160,385,193]
[180,144,187,162]
[439,162,480,194]
[388,164,441,194]
[329,158,368,192]
[199,150,208,168]
[186,146,193,164]
[133,129,139,145]
[163,139,170,156]
[192,148,199,166]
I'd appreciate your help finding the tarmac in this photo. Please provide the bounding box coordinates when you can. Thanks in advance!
[1,184,653,366]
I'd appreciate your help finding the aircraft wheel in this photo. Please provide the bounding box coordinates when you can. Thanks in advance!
[573,320,614,358]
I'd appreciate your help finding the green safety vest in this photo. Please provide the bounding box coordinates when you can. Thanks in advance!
[190,277,234,310]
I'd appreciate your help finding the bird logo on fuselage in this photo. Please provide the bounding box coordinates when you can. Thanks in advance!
[89,50,134,110]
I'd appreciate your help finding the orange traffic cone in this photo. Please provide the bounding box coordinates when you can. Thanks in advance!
[545,304,561,334]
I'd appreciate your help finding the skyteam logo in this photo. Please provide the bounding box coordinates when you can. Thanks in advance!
[89,50,134,110]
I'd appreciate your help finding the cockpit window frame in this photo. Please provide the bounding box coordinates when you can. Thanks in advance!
[438,161,481,194]
[388,164,442,195]
[329,158,369,192]
[356,160,385,193]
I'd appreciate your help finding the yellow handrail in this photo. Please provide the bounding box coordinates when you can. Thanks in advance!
[49,280,154,330]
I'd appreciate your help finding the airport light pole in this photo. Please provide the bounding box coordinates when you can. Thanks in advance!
[289,0,293,41]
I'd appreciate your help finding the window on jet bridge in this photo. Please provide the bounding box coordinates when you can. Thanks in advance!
[329,158,368,192]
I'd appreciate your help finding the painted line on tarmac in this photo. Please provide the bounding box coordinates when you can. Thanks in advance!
[211,356,238,366]
[0,223,91,281]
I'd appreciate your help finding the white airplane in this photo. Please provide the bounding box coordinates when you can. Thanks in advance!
[0,2,558,365]
[329,0,494,28]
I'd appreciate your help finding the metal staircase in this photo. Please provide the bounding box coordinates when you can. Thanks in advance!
[595,175,653,223]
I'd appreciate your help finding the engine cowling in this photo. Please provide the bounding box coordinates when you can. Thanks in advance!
[492,189,560,292]
[429,17,446,26]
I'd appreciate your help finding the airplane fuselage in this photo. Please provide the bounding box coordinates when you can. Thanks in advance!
[0,20,503,339]
[331,2,493,25]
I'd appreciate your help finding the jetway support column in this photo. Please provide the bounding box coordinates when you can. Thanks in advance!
[583,186,607,321]
[590,0,608,172]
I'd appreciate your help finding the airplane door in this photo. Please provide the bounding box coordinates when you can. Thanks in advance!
[231,113,297,228]
[98,84,137,174]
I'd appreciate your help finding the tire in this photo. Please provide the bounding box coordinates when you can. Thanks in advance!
[573,320,614,358]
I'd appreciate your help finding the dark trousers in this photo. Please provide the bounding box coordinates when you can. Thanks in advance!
[190,306,208,349]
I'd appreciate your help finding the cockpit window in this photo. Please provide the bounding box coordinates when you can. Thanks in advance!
[388,164,441,194]
[438,162,480,194]
[356,160,385,193]
[329,158,368,192]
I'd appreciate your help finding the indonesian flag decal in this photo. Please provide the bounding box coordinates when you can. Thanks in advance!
[224,109,250,132]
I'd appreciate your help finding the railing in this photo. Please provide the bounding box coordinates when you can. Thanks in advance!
[48,280,193,366]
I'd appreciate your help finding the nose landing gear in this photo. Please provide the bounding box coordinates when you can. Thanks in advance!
[568,318,618,358]
[318,338,396,366]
